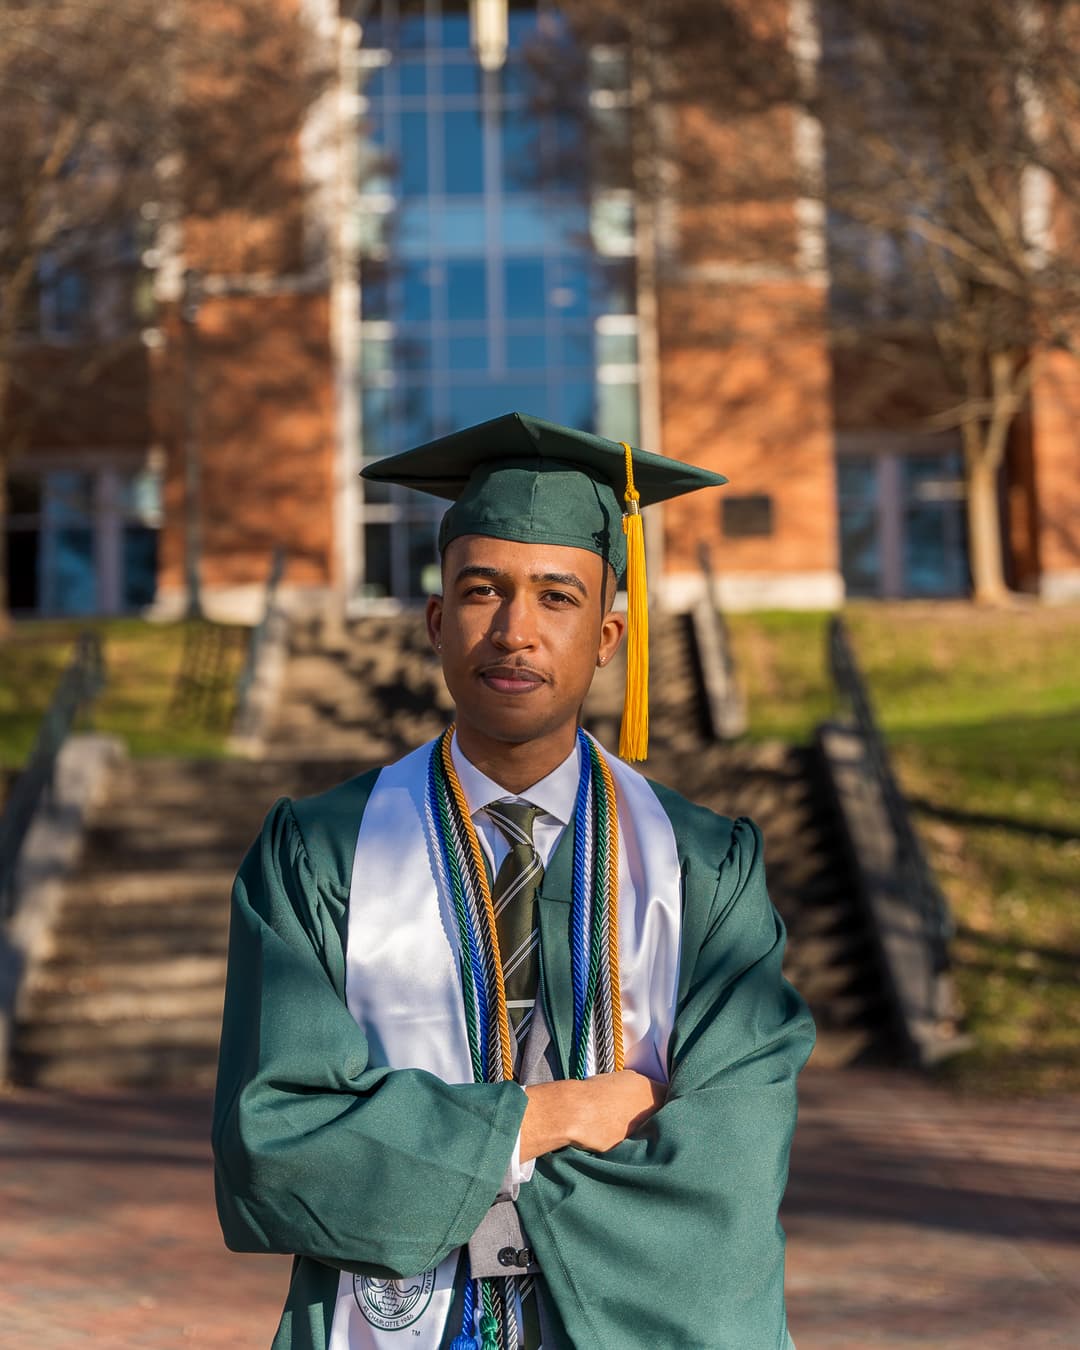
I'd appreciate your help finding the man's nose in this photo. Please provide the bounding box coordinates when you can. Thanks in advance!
[490,595,537,650]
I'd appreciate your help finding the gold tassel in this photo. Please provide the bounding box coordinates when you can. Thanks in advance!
[618,441,649,762]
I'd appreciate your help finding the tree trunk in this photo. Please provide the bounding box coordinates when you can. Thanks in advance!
[964,428,1009,604]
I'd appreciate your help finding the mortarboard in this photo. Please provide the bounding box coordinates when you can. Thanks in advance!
[361,412,727,760]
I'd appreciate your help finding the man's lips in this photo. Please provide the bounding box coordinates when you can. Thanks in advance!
[478,665,547,694]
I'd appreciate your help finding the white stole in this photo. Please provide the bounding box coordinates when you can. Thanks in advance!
[328,737,683,1350]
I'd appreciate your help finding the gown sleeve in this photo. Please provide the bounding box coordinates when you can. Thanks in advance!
[211,794,528,1279]
[514,814,815,1350]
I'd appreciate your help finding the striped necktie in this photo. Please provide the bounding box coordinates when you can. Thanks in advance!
[485,799,544,1350]
[486,800,543,1046]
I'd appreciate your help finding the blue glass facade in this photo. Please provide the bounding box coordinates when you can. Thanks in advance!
[354,0,640,601]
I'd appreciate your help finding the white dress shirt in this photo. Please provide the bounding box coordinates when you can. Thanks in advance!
[449,732,583,1195]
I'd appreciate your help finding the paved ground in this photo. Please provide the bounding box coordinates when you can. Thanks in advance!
[0,1067,1077,1349]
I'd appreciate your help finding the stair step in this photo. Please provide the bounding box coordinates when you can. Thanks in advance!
[21,981,227,1026]
[14,1044,221,1091]
[16,1012,223,1056]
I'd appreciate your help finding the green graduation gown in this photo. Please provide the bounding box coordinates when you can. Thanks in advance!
[212,760,815,1349]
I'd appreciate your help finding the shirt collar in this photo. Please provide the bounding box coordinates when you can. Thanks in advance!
[450,731,580,826]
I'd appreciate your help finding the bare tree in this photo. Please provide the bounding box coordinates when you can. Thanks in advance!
[0,0,331,625]
[542,0,1080,602]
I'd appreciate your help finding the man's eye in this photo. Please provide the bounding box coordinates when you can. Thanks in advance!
[544,591,575,605]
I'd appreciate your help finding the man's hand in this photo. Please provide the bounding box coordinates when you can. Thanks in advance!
[520,1071,666,1163]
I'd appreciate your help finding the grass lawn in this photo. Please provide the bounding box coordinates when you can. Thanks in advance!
[0,617,247,771]
[729,602,1080,1096]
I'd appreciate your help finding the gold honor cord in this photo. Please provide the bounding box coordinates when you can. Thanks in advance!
[440,728,515,1083]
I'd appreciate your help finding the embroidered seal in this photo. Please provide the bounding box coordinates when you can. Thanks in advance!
[353,1271,436,1331]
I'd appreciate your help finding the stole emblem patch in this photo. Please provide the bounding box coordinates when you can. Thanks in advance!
[353,1270,437,1331]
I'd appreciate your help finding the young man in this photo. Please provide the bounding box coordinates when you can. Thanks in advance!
[213,414,815,1350]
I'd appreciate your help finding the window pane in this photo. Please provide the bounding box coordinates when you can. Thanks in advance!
[438,12,471,49]
[838,499,881,597]
[362,386,394,457]
[122,526,158,609]
[363,521,392,598]
[362,261,390,320]
[441,62,480,96]
[400,110,429,195]
[551,258,590,317]
[448,379,547,430]
[399,58,428,96]
[447,260,487,320]
[501,110,538,194]
[448,335,489,371]
[557,380,594,431]
[8,475,42,519]
[838,457,878,501]
[595,258,636,314]
[597,330,637,365]
[45,527,96,615]
[47,471,94,525]
[6,529,39,610]
[597,380,639,442]
[505,259,546,319]
[444,108,484,194]
[561,329,593,372]
[402,261,435,320]
[507,332,547,368]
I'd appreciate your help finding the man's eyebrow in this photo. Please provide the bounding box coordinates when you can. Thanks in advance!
[453,565,589,596]
[533,570,588,596]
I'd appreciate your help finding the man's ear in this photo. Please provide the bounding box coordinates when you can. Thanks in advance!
[426,594,443,652]
[597,609,626,666]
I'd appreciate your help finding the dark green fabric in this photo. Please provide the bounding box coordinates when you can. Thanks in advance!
[212,767,814,1350]
[516,782,815,1349]
[359,412,728,579]
[212,770,529,1349]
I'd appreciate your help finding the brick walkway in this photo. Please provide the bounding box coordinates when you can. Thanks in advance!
[0,1068,1076,1348]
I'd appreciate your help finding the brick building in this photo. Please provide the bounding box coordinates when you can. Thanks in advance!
[7,0,1080,620]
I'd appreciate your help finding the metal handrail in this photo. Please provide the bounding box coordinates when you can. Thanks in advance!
[232,547,286,739]
[827,615,953,975]
[0,631,106,919]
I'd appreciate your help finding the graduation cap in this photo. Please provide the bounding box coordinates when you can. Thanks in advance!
[362,412,727,761]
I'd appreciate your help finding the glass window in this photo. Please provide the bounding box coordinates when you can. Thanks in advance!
[122,526,157,608]
[45,527,96,615]
[363,521,393,598]
[505,259,547,319]
[399,57,428,97]
[444,108,485,194]
[447,260,487,320]
[434,203,489,252]
[507,332,548,368]
[400,110,429,196]
[501,110,538,194]
[595,258,636,314]
[362,261,390,320]
[442,62,480,96]
[903,453,968,596]
[557,380,595,432]
[6,530,39,611]
[561,329,593,372]
[597,330,637,365]
[447,335,490,371]
[550,257,590,317]
[402,261,436,320]
[48,471,95,524]
[400,384,435,445]
[448,379,547,430]
[438,11,471,49]
[597,380,639,443]
[838,457,881,597]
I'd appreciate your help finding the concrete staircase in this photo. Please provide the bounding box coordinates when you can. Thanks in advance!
[12,611,893,1088]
